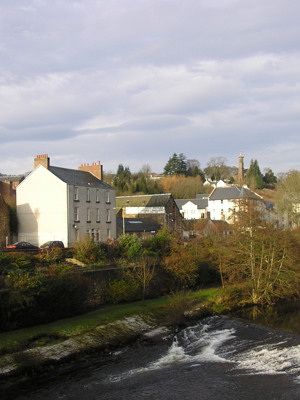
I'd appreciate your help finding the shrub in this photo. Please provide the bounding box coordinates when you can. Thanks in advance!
[162,291,198,326]
[72,237,106,264]
[118,234,142,261]
[37,248,65,264]
[107,278,140,304]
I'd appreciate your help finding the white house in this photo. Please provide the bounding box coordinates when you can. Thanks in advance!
[175,197,208,220]
[16,154,116,247]
[208,185,263,222]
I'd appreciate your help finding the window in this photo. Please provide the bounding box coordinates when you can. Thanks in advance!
[106,190,110,203]
[87,207,91,222]
[107,228,111,239]
[106,208,111,222]
[74,207,79,222]
[96,208,100,222]
[86,188,90,202]
[74,187,79,201]
[96,229,100,242]
[96,189,100,203]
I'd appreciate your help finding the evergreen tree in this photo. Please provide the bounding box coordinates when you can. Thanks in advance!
[187,165,205,181]
[113,164,132,193]
[246,159,264,189]
[263,168,277,186]
[163,153,187,176]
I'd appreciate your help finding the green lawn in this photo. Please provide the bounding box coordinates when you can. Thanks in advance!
[0,287,221,352]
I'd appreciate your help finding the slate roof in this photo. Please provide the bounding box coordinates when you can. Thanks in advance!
[116,217,161,233]
[209,186,262,201]
[116,193,173,208]
[175,198,208,210]
[48,166,113,189]
[0,175,24,182]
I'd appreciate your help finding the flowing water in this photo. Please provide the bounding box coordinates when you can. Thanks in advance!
[5,315,300,400]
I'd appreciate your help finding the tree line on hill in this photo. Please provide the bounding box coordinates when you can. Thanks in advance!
[107,153,278,197]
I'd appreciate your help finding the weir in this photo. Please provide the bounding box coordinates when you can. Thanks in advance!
[5,316,300,400]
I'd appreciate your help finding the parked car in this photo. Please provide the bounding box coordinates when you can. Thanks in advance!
[6,242,39,250]
[40,241,65,249]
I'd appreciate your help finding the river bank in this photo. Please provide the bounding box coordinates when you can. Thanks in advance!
[1,291,300,398]
[4,315,300,400]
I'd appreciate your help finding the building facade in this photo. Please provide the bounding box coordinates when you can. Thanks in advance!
[16,155,116,247]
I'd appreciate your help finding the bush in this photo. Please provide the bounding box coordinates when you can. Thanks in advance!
[0,252,36,274]
[107,278,141,304]
[162,291,198,326]
[72,237,106,264]
[118,234,142,261]
[37,248,65,264]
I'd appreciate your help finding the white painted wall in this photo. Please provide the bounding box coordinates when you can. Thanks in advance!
[181,201,205,220]
[17,166,68,246]
[17,165,117,246]
[208,199,236,222]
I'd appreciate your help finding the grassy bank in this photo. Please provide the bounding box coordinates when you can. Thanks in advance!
[0,287,221,355]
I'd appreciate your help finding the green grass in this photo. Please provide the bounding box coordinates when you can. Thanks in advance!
[0,287,221,352]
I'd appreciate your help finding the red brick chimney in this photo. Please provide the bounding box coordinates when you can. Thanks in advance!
[34,154,50,169]
[78,161,103,180]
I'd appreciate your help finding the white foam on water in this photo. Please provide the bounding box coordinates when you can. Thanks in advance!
[108,323,236,382]
[107,318,300,384]
[233,342,300,382]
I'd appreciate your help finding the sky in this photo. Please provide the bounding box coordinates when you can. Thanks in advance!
[1,0,300,177]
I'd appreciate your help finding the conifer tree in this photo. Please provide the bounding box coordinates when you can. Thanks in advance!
[246,159,264,189]
[163,153,187,176]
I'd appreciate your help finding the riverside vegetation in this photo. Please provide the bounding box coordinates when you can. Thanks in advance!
[1,203,300,384]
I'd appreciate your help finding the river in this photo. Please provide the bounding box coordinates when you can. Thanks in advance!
[4,314,300,400]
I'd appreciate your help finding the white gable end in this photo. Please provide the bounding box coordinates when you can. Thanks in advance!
[17,166,68,246]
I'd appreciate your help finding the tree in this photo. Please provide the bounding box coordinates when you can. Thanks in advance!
[246,159,264,189]
[204,156,230,181]
[130,250,158,301]
[263,168,277,186]
[113,164,132,193]
[214,201,298,305]
[160,175,205,198]
[163,153,187,176]
[276,170,300,227]
[163,240,199,289]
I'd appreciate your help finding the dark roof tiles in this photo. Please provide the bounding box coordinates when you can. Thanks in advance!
[48,166,114,189]
[175,198,208,209]
[209,186,261,201]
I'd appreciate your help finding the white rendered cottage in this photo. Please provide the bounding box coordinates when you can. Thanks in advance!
[16,155,116,247]
[208,185,263,222]
[175,196,208,220]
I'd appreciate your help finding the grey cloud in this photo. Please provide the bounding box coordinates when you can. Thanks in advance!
[1,0,300,176]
